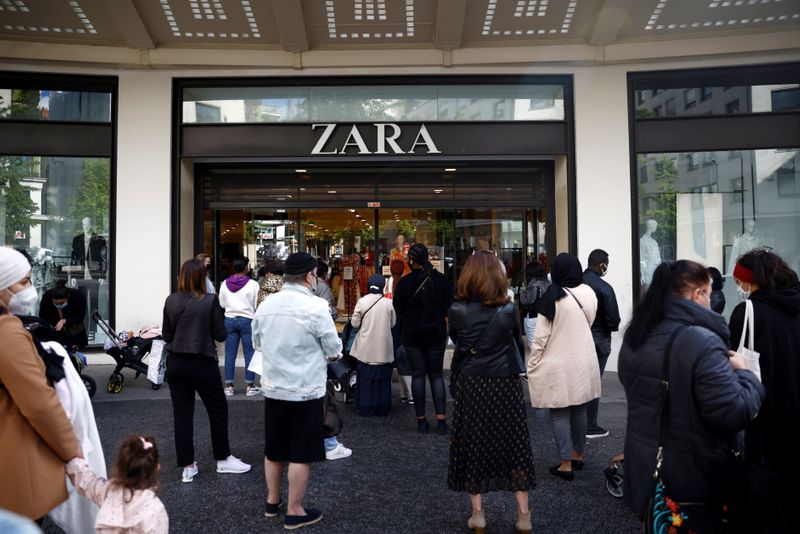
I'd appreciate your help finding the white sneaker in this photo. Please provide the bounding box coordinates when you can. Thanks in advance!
[224,385,234,397]
[216,455,251,474]
[246,384,261,397]
[325,443,352,461]
[182,462,199,483]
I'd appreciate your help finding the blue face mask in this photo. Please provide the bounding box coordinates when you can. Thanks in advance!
[54,302,68,310]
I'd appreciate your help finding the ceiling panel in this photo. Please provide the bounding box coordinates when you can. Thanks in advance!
[0,0,125,45]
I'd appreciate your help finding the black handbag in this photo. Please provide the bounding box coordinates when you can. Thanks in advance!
[644,325,741,534]
[448,307,502,398]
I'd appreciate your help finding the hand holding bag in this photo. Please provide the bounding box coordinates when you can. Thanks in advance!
[736,299,761,382]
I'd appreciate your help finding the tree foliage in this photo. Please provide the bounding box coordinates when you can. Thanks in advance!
[0,156,39,244]
[640,155,678,246]
[68,158,110,233]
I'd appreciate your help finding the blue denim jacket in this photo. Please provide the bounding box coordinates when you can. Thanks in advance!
[252,283,342,401]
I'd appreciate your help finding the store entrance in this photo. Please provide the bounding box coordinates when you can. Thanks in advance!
[199,164,552,320]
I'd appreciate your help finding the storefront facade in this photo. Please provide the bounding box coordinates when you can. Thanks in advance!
[2,51,798,367]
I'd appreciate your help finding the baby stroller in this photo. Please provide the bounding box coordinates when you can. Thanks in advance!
[92,311,160,394]
[329,321,360,403]
[19,315,97,399]
[603,453,625,498]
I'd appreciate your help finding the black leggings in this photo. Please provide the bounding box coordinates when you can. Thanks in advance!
[405,343,447,418]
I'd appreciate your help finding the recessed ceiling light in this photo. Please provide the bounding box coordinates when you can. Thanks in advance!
[445,168,456,172]
[295,169,307,173]
[348,209,355,212]
[434,189,443,193]
[328,190,337,194]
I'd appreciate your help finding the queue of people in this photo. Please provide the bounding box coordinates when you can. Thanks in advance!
[1,242,797,534]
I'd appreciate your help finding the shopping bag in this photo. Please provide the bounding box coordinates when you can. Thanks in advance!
[147,340,167,385]
[736,299,761,382]
[247,350,263,376]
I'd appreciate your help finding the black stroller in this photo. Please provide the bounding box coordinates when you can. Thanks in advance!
[92,311,160,393]
[328,321,359,403]
[603,453,625,498]
[19,315,97,398]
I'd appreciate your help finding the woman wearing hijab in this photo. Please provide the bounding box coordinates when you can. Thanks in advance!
[0,247,81,521]
[350,273,397,416]
[526,253,599,481]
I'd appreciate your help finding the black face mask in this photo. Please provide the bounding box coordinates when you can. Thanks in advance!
[205,263,211,272]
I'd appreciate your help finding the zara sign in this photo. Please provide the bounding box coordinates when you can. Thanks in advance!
[310,123,441,155]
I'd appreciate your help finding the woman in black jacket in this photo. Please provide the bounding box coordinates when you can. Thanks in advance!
[38,279,88,348]
[163,259,250,483]
[448,251,534,534]
[619,260,763,532]
[729,250,800,532]
[393,244,453,434]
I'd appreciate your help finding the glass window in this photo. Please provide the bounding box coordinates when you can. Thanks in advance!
[634,83,800,118]
[0,89,111,122]
[636,148,800,318]
[1,155,112,344]
[182,83,565,123]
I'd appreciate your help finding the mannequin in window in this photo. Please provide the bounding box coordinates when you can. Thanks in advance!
[639,218,661,286]
[727,219,762,275]
[70,217,107,336]
[390,234,411,276]
[70,217,107,281]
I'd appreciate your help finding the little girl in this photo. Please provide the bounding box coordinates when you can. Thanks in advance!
[67,435,169,533]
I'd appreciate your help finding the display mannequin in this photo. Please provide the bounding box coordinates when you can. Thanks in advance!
[727,219,762,274]
[390,235,411,276]
[69,217,107,339]
[639,218,661,286]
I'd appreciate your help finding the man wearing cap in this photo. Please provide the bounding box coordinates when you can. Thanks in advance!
[252,252,342,530]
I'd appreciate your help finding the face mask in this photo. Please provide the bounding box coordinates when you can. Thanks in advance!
[54,302,68,310]
[205,263,211,272]
[736,284,751,301]
[5,286,38,316]
[309,275,318,292]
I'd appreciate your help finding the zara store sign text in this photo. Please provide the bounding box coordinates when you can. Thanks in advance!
[310,123,441,155]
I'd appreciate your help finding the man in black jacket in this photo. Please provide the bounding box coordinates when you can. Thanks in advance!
[583,249,621,438]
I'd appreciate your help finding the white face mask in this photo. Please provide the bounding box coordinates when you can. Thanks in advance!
[5,286,39,316]
[736,284,751,301]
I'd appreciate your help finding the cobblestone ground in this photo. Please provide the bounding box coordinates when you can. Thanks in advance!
[44,363,640,534]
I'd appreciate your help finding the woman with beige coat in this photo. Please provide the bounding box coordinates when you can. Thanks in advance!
[0,247,81,521]
[351,274,396,416]
[527,253,599,481]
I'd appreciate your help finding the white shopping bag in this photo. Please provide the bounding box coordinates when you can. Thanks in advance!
[736,299,761,382]
[147,340,167,385]
[247,350,263,376]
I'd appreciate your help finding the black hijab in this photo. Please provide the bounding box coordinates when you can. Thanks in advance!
[538,253,583,321]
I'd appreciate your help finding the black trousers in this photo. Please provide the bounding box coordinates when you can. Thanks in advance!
[166,352,231,467]
[406,342,447,418]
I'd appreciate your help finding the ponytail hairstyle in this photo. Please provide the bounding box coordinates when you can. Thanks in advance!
[113,435,160,501]
[52,279,69,300]
[624,260,710,350]
[736,249,796,290]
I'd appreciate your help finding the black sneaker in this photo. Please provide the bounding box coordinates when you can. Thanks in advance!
[284,508,322,530]
[417,418,430,434]
[435,420,449,435]
[264,498,282,518]
[586,426,610,439]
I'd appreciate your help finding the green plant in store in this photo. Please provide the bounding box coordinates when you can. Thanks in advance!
[396,219,416,240]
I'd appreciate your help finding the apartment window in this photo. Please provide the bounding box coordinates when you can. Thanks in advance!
[685,88,697,108]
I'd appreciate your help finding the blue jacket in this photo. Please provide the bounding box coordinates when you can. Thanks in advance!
[252,283,342,401]
[619,298,764,518]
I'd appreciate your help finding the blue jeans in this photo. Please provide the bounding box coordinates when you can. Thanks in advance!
[224,316,255,384]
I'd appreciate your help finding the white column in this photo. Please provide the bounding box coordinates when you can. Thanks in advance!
[573,66,633,371]
[115,71,172,329]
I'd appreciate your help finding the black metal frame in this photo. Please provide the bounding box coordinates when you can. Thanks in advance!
[0,70,118,340]
[627,61,800,300]
[171,74,576,288]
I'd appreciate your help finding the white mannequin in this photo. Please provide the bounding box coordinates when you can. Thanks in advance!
[640,218,661,286]
[728,219,761,274]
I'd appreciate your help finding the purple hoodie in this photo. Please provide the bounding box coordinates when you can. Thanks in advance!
[225,274,250,293]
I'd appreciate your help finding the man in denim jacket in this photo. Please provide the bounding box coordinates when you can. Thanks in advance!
[252,252,342,530]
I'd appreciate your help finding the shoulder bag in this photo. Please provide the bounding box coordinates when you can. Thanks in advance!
[448,306,502,398]
[644,325,740,533]
[343,295,383,354]
[735,299,761,382]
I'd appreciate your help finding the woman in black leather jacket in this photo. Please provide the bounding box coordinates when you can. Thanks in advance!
[619,260,763,532]
[447,251,535,534]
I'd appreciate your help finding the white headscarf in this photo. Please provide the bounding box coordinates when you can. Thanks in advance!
[0,247,31,291]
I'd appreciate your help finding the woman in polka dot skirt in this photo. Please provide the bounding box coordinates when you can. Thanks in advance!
[447,251,535,534]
